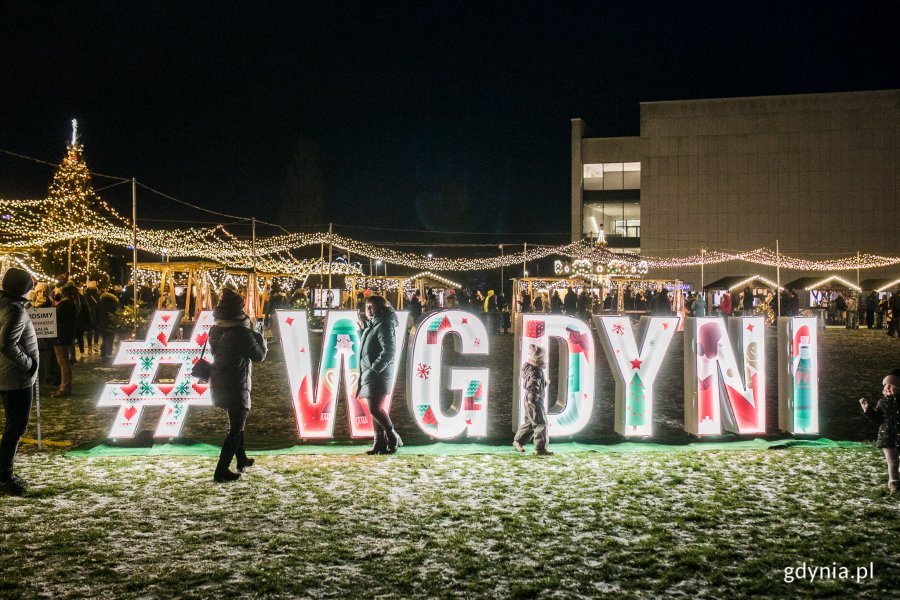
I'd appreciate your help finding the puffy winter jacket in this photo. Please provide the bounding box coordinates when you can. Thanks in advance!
[521,361,547,399]
[208,313,267,410]
[0,292,39,391]
[356,308,398,399]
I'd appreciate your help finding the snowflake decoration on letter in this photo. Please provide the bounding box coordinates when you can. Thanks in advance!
[416,362,432,380]
[612,323,625,335]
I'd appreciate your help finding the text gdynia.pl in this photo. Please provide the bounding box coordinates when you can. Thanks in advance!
[783,562,874,584]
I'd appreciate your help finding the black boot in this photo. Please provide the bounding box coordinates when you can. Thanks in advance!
[236,458,255,472]
[365,432,388,455]
[213,469,241,483]
[0,473,27,496]
[385,430,403,454]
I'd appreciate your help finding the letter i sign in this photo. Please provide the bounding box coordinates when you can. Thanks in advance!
[97,311,216,439]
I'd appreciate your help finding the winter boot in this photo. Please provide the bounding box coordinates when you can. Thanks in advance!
[237,458,255,472]
[385,430,404,454]
[0,474,27,496]
[890,480,899,495]
[513,441,525,453]
[535,448,555,456]
[213,469,241,483]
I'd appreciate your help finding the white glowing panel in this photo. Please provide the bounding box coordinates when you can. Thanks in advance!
[513,314,595,437]
[98,311,215,438]
[777,317,819,434]
[684,317,766,436]
[408,310,489,439]
[278,310,409,439]
[595,316,679,436]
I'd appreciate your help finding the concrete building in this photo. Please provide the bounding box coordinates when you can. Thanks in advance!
[571,89,900,286]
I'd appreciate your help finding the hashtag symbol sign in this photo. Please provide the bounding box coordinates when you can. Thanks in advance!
[97,310,216,439]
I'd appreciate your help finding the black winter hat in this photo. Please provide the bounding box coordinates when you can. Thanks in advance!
[218,286,246,315]
[2,267,34,298]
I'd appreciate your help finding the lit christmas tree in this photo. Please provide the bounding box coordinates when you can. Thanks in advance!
[35,120,109,281]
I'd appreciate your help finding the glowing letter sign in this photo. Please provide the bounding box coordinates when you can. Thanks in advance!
[684,317,767,436]
[98,310,215,438]
[278,310,409,438]
[595,316,679,436]
[778,317,819,434]
[513,314,595,437]
[409,310,489,439]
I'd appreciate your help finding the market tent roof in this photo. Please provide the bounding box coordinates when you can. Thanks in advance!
[859,278,900,292]
[703,275,780,291]
[783,275,862,292]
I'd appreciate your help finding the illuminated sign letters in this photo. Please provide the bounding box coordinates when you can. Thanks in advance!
[595,316,679,437]
[97,310,215,439]
[278,310,409,438]
[684,317,767,436]
[513,314,595,437]
[778,317,820,434]
[97,310,820,442]
[408,310,490,439]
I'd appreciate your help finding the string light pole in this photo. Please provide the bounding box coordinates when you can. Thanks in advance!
[132,177,138,333]
[776,239,781,318]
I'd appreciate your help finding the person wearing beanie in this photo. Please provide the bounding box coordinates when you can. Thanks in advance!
[0,267,39,495]
[208,286,267,483]
[513,344,553,456]
[860,370,900,494]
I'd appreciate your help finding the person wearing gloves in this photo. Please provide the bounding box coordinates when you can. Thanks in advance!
[208,286,267,483]
[356,295,403,455]
[0,267,39,495]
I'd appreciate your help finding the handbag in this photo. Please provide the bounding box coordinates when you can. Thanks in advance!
[191,338,212,383]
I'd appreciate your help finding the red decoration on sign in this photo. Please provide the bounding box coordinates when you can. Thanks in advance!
[191,384,208,395]
[630,358,643,369]
[416,363,432,379]
[161,315,171,323]
[121,383,138,396]
[156,333,168,347]
[195,332,208,346]
[285,317,295,326]
[662,322,670,330]
[746,323,754,332]
[525,320,545,338]
[158,385,174,396]
[124,405,137,420]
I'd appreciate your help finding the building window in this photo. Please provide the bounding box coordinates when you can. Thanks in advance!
[583,201,641,239]
[583,162,640,191]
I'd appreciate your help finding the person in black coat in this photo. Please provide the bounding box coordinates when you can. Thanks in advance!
[0,268,38,495]
[208,287,267,482]
[356,295,403,455]
[52,282,79,397]
[95,287,120,361]
[860,370,900,494]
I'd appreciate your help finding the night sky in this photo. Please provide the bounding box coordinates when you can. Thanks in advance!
[1,2,897,244]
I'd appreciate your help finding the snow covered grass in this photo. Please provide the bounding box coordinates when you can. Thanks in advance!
[2,447,899,598]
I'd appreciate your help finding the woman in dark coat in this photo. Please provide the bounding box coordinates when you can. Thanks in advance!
[356,295,402,454]
[209,287,267,482]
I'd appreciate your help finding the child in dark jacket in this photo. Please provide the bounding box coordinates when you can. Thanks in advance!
[860,370,900,494]
[513,344,552,455]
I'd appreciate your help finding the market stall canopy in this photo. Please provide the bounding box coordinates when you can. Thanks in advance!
[783,275,862,292]
[858,278,900,292]
[703,275,782,292]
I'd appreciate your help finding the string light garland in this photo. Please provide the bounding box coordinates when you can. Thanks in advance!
[3,136,900,278]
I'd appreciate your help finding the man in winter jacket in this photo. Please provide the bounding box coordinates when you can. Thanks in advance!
[95,287,120,361]
[52,281,79,397]
[0,267,39,495]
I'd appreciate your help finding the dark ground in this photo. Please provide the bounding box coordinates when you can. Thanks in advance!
[18,322,900,453]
